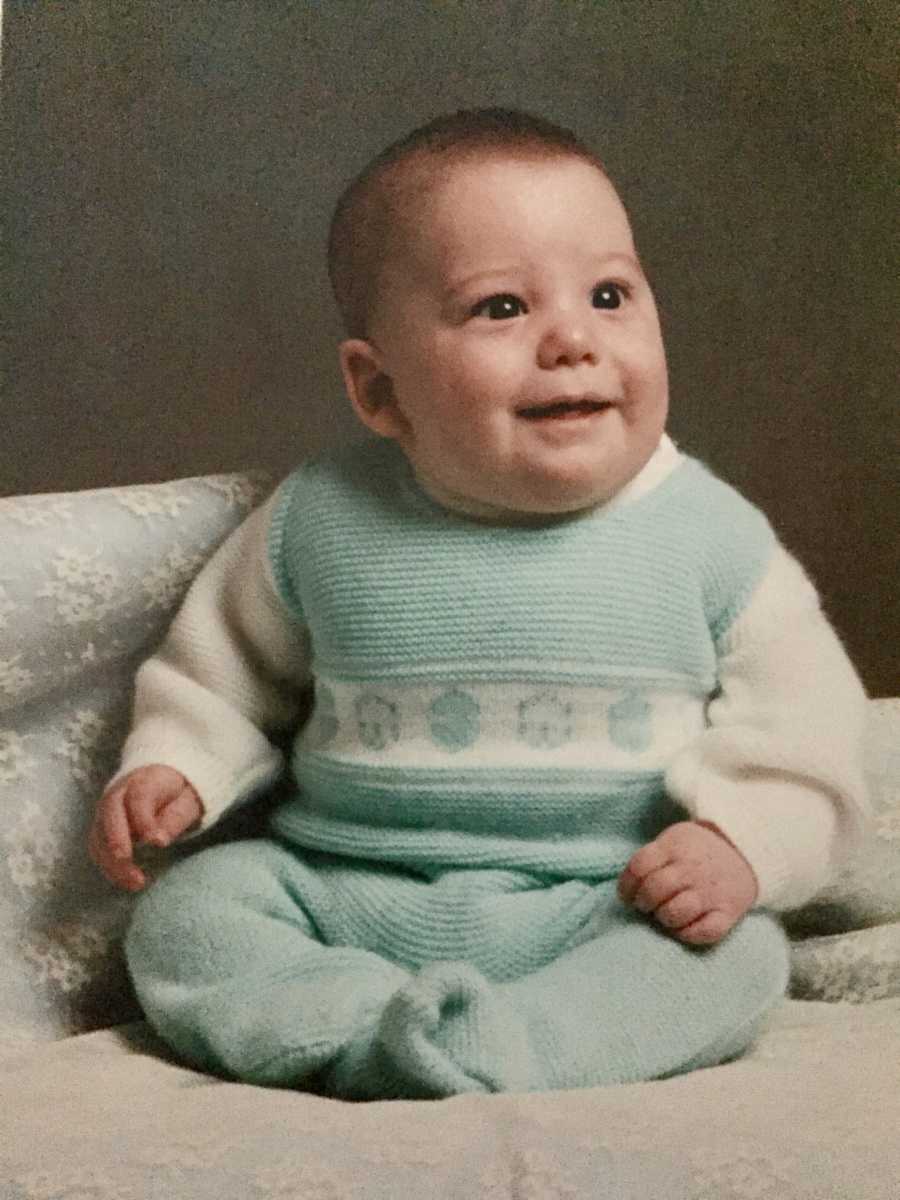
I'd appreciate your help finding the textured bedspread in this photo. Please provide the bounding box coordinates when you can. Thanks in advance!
[2,998,898,1199]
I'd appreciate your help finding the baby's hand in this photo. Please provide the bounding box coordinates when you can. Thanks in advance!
[617,820,759,945]
[89,765,202,892]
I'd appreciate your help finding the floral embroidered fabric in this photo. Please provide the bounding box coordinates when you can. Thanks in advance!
[0,474,269,1043]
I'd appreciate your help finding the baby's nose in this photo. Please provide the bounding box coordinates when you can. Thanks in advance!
[537,318,600,369]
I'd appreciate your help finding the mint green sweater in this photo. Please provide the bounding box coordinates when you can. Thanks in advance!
[265,440,773,880]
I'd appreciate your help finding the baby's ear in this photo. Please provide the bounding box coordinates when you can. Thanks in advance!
[339,339,408,440]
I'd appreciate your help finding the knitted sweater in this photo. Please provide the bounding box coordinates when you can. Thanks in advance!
[115,436,869,911]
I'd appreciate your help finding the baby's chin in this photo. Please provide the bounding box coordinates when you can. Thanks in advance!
[423,472,632,524]
[504,462,650,518]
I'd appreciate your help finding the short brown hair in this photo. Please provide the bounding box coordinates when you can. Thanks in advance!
[327,107,607,339]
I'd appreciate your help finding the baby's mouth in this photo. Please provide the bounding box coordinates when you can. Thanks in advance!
[517,394,614,421]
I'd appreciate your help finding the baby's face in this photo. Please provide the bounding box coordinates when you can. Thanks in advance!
[345,154,669,519]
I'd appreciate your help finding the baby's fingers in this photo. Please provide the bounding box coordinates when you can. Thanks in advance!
[97,784,135,863]
[629,865,686,915]
[151,787,203,847]
[653,888,706,931]
[124,775,178,845]
[674,909,736,946]
[617,839,670,904]
[89,791,146,891]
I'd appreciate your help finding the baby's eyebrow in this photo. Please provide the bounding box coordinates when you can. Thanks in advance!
[442,268,519,304]
[445,253,643,295]
[591,252,643,275]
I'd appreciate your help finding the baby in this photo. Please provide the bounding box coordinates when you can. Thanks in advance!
[90,108,868,1098]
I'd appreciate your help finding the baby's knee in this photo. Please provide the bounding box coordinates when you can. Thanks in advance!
[725,909,790,1006]
[672,912,789,1073]
[125,850,213,969]
[125,840,286,965]
[139,839,294,913]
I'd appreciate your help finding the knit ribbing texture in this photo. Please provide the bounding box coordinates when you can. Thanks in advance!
[266,438,774,879]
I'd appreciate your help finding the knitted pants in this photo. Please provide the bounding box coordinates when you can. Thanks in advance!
[125,837,790,1098]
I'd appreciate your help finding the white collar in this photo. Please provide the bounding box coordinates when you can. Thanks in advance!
[601,434,682,515]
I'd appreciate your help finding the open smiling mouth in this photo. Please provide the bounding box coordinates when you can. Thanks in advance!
[517,396,614,421]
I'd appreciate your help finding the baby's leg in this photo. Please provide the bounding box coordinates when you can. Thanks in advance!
[377,882,789,1094]
[125,839,408,1090]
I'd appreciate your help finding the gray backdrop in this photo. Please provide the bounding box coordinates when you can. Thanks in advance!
[4,1,897,694]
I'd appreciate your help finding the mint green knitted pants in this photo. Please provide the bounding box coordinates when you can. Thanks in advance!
[125,838,789,1097]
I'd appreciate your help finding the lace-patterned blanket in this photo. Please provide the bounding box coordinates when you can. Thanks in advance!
[1,475,898,1199]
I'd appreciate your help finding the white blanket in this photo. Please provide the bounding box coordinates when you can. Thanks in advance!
[1,998,898,1199]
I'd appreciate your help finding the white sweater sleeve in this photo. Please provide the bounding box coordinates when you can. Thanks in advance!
[664,545,870,911]
[111,486,311,830]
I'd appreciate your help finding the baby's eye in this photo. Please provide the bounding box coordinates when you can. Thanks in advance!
[470,293,528,320]
[592,282,626,310]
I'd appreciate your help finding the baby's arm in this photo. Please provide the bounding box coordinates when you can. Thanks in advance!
[92,488,311,888]
[627,545,869,936]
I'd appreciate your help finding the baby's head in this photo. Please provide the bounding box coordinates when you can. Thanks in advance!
[328,108,669,521]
